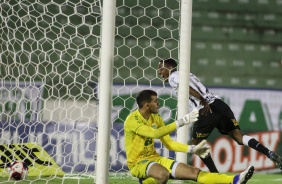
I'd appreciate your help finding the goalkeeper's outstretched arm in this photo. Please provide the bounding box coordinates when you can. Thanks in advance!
[133,108,200,139]
[161,135,210,158]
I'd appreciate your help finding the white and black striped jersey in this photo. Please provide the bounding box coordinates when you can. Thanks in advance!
[168,71,219,110]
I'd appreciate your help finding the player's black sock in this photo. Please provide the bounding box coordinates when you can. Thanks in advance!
[248,138,270,156]
[200,153,218,173]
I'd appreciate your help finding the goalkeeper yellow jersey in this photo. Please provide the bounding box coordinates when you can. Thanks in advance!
[124,110,188,169]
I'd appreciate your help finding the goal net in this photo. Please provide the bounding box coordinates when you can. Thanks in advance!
[2,0,281,183]
[0,0,102,181]
[0,0,181,182]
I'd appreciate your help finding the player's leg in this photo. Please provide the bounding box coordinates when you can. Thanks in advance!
[221,104,269,155]
[192,99,228,173]
[229,129,282,170]
[130,160,168,184]
[192,138,218,173]
[173,162,254,184]
[171,162,199,180]
[220,99,282,170]
[192,108,219,173]
[146,162,170,184]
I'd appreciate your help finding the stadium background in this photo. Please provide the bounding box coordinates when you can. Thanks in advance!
[0,0,282,178]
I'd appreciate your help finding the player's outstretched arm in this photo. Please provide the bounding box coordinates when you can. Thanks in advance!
[161,135,210,154]
[187,140,210,158]
[189,86,212,115]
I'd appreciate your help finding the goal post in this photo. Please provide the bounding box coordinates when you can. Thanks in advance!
[176,0,193,163]
[95,0,116,183]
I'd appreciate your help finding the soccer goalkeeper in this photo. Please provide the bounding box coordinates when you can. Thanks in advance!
[124,89,254,184]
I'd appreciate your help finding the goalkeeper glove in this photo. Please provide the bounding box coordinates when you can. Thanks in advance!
[187,140,210,158]
[175,108,199,128]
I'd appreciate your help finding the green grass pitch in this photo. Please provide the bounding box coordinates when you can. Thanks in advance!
[0,173,281,184]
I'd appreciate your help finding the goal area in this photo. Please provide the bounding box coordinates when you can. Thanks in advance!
[0,0,183,182]
[1,0,282,184]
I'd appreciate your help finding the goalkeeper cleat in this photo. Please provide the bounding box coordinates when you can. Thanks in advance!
[233,165,254,184]
[139,177,158,184]
[268,151,282,170]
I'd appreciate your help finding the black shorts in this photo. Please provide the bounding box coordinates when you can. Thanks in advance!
[192,99,240,140]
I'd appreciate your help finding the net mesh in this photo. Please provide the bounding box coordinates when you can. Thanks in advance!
[1,0,282,183]
[0,0,102,180]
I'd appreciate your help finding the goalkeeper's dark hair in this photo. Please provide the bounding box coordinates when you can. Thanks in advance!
[136,90,157,108]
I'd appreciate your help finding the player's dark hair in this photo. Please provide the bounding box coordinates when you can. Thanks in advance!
[160,58,178,68]
[136,90,157,108]
[159,58,178,73]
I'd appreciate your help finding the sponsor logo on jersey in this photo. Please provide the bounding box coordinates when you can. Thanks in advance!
[232,119,239,126]
[196,132,209,138]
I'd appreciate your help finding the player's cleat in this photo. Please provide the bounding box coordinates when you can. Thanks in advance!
[233,166,254,184]
[268,151,282,170]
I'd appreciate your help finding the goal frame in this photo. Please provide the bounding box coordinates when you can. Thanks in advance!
[95,0,116,183]
[96,0,193,183]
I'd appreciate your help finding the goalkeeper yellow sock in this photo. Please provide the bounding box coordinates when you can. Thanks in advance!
[197,170,234,183]
[140,177,158,184]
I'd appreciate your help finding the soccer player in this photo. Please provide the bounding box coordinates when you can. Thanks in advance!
[124,89,254,184]
[157,58,282,173]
